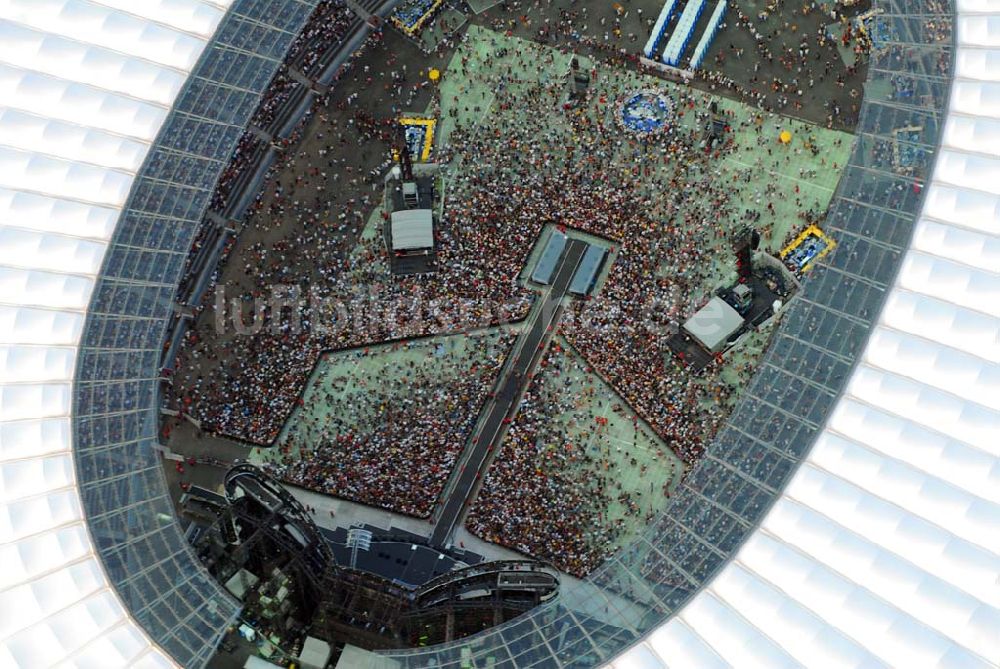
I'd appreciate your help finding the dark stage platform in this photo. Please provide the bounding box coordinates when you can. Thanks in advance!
[322,523,485,586]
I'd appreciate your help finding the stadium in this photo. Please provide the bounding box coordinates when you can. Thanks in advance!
[0,0,997,667]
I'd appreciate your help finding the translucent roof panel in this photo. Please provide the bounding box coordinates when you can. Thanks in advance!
[0,64,168,141]
[0,22,187,106]
[2,0,995,667]
[62,0,320,667]
[2,0,210,71]
[0,0,233,667]
[606,1,1000,668]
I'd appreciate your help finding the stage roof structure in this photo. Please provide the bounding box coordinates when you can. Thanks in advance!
[682,296,744,353]
[390,209,434,251]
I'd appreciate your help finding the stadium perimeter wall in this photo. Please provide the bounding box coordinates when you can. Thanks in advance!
[68,0,965,668]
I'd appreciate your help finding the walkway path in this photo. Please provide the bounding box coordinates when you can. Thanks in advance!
[430,239,587,547]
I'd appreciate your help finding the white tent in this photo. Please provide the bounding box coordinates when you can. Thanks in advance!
[682,296,743,353]
[390,209,434,251]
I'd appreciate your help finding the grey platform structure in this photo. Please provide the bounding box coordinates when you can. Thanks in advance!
[568,243,607,296]
[23,0,983,668]
[531,229,568,284]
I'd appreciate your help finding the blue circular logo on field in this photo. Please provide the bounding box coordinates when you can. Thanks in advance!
[619,90,673,135]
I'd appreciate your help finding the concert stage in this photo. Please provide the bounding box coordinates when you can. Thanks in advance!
[668,259,798,372]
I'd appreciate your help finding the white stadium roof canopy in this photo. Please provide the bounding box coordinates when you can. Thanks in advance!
[0,1,233,667]
[605,1,1000,667]
[0,0,997,668]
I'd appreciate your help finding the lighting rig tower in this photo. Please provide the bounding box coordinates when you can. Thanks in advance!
[396,122,419,208]
[733,226,760,284]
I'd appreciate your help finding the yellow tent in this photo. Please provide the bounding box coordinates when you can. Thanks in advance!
[428,68,440,82]
[779,130,792,144]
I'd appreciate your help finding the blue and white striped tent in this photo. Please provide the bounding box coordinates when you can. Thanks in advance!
[643,0,680,58]
[662,0,706,66]
[690,0,727,69]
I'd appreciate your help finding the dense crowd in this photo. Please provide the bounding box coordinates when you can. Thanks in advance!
[209,132,262,213]
[205,1,361,217]
[171,0,865,556]
[445,39,843,464]
[468,343,677,576]
[441,39,821,567]
[177,0,378,307]
[250,68,299,132]
[262,333,513,517]
[286,0,358,78]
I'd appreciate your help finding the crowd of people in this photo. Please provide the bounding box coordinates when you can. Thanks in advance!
[250,68,299,132]
[261,333,513,517]
[170,0,866,558]
[204,1,363,217]
[468,343,679,577]
[438,37,825,567]
[480,0,869,130]
[286,0,358,78]
[209,131,263,213]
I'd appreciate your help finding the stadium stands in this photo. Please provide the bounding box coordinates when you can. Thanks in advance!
[1,0,995,667]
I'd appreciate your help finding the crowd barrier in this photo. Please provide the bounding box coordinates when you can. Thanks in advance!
[643,0,679,58]
[662,0,706,66]
[689,0,727,69]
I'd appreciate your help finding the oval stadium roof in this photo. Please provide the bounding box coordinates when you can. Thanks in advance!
[0,0,996,668]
